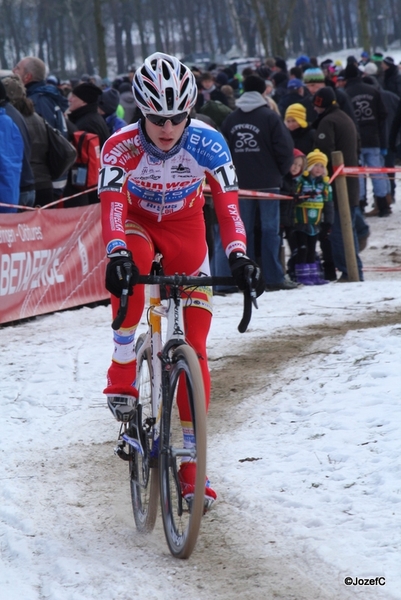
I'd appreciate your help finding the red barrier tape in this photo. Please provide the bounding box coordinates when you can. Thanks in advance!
[2,163,401,212]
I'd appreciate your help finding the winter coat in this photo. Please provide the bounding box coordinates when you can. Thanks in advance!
[105,113,127,136]
[0,107,23,213]
[344,77,388,148]
[4,102,35,191]
[67,103,110,147]
[294,173,334,236]
[24,112,52,191]
[289,126,316,156]
[389,98,401,152]
[221,91,294,190]
[26,80,68,134]
[312,104,360,207]
[383,64,401,98]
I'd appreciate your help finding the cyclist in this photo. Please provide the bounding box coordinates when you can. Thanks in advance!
[99,52,264,507]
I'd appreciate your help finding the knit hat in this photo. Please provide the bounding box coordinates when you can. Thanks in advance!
[287,78,304,90]
[293,148,306,159]
[295,55,310,67]
[242,74,266,94]
[72,82,102,104]
[303,68,325,83]
[285,103,308,128]
[361,51,369,59]
[1,75,26,102]
[383,56,395,67]
[274,56,287,72]
[362,62,378,75]
[344,63,361,79]
[371,52,383,63]
[307,149,328,169]
[98,88,120,115]
[313,86,336,109]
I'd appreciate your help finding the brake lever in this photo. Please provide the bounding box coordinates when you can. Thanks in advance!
[245,265,258,309]
[111,262,133,331]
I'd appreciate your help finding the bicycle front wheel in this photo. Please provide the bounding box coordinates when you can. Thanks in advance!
[129,335,159,533]
[159,344,207,559]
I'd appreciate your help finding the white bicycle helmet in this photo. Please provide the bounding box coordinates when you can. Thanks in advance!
[132,52,197,116]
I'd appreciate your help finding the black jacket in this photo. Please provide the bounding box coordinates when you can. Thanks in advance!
[344,77,388,148]
[289,126,316,156]
[383,64,401,98]
[67,103,110,147]
[312,104,360,207]
[221,93,294,190]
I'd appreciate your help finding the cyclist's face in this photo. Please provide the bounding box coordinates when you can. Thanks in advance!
[145,117,187,151]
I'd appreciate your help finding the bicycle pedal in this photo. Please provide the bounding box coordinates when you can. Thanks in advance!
[114,441,131,462]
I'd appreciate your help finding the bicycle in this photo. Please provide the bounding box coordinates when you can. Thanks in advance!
[112,254,257,558]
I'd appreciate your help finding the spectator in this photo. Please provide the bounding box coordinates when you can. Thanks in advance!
[278,78,307,117]
[13,56,69,201]
[118,81,138,124]
[64,82,110,206]
[343,63,389,217]
[312,86,365,281]
[0,79,35,208]
[284,103,315,155]
[362,74,399,205]
[98,88,127,135]
[195,72,229,111]
[382,56,401,98]
[13,56,68,131]
[279,148,306,279]
[293,149,334,285]
[220,84,236,110]
[303,67,357,126]
[0,81,23,213]
[2,75,53,207]
[66,82,109,146]
[221,74,297,291]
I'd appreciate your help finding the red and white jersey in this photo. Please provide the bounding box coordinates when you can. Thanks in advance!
[98,118,246,256]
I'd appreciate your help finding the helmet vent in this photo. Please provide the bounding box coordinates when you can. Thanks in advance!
[165,88,174,110]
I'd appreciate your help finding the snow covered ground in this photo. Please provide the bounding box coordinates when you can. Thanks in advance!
[1,50,401,598]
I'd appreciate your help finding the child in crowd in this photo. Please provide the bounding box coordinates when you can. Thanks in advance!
[284,103,315,155]
[293,149,334,285]
[280,148,306,280]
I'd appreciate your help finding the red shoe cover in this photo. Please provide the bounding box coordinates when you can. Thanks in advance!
[178,461,217,501]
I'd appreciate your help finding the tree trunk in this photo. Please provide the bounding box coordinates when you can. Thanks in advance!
[248,0,270,56]
[358,0,371,53]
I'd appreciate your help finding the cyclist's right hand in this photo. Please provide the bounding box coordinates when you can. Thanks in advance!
[105,249,139,297]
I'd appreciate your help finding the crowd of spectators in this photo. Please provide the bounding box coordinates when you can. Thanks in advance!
[1,50,401,285]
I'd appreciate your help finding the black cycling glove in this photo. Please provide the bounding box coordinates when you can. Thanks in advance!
[229,252,265,297]
[105,249,139,298]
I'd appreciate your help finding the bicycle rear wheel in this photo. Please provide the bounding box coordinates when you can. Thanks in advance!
[129,335,159,533]
[159,344,207,559]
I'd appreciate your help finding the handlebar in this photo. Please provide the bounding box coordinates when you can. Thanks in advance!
[111,274,258,333]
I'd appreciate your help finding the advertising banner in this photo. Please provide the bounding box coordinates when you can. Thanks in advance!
[0,205,108,324]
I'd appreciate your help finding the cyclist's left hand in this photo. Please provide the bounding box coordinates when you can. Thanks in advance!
[229,252,265,297]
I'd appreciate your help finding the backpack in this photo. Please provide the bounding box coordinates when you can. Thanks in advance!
[199,100,233,127]
[70,131,101,189]
[0,108,23,213]
[44,118,77,180]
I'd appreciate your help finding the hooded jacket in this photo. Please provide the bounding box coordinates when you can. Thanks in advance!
[221,91,294,190]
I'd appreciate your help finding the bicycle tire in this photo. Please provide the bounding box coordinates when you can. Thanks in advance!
[159,344,207,559]
[129,335,159,533]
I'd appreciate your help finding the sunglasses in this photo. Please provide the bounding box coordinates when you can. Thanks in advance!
[146,112,188,127]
